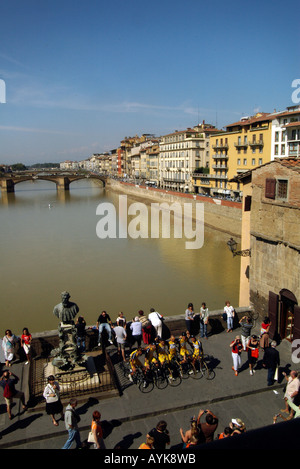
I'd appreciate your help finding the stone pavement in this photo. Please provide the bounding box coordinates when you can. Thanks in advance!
[0,322,298,450]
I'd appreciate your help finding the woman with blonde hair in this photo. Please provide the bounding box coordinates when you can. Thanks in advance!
[179,418,200,447]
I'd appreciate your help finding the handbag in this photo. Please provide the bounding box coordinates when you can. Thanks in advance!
[88,431,96,443]
[251,348,259,358]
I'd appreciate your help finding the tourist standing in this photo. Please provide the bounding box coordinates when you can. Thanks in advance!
[114,323,127,361]
[62,398,82,449]
[0,370,27,420]
[75,316,86,353]
[224,301,235,332]
[247,335,259,375]
[138,310,152,345]
[2,330,19,367]
[116,312,126,328]
[147,420,170,449]
[260,316,271,349]
[43,375,64,426]
[262,340,280,386]
[281,371,300,419]
[185,303,195,334]
[197,409,219,444]
[239,316,253,350]
[130,317,142,349]
[199,302,209,339]
[148,308,163,339]
[21,327,32,365]
[230,336,243,376]
[90,410,106,449]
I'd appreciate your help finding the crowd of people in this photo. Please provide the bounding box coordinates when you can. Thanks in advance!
[1,300,300,450]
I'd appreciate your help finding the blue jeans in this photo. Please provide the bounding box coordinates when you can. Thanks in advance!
[62,428,81,449]
[200,321,207,338]
[77,336,86,352]
[227,317,234,330]
[98,323,112,344]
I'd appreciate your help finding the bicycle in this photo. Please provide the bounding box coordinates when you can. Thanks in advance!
[120,361,154,393]
[246,309,259,327]
[194,354,216,380]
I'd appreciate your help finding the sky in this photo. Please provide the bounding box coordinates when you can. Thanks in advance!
[0,0,299,165]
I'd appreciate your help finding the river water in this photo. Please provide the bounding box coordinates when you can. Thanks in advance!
[0,179,240,334]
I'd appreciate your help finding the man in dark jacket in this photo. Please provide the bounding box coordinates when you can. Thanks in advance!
[262,340,280,386]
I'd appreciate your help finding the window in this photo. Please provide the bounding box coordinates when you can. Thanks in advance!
[252,158,256,166]
[237,158,241,165]
[265,178,289,201]
[277,179,288,200]
[243,158,247,165]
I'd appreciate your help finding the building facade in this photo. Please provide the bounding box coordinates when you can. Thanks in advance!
[159,123,216,192]
[236,158,300,343]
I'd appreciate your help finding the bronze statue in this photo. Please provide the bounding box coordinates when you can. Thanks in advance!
[53,291,79,325]
[51,291,85,370]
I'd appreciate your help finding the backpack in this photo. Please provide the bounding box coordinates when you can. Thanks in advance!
[3,381,13,399]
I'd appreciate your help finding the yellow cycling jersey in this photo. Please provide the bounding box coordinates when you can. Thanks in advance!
[157,343,169,363]
[192,340,203,357]
[168,340,177,359]
[129,350,142,367]
[179,338,189,356]
[144,346,156,366]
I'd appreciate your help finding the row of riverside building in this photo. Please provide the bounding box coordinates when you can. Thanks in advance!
[60,104,300,198]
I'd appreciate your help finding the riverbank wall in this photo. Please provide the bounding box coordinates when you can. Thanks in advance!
[106,179,242,238]
[26,307,251,358]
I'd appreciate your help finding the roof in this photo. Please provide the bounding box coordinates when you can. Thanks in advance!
[226,112,272,128]
[230,157,300,182]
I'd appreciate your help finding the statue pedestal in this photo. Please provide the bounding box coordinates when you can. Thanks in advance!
[44,357,100,395]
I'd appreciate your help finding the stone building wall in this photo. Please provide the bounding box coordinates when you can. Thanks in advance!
[249,161,300,317]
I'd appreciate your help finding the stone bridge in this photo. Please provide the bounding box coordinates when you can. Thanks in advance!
[0,170,107,193]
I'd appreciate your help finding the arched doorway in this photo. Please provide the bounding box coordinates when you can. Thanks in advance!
[279,289,298,341]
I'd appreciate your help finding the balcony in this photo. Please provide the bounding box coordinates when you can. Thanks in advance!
[213,154,229,160]
[212,164,228,170]
[234,141,248,148]
[212,143,229,150]
[249,140,264,147]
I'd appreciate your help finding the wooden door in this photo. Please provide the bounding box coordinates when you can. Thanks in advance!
[268,291,279,340]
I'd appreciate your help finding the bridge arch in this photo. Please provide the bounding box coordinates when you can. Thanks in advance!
[0,172,107,193]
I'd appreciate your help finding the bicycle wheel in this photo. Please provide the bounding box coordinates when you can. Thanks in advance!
[153,369,169,389]
[199,360,215,380]
[189,360,202,380]
[180,360,191,379]
[167,364,182,387]
[138,378,154,393]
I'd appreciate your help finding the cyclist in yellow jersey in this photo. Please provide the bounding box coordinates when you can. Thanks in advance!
[128,347,144,381]
[156,340,170,365]
[167,335,178,361]
[179,332,190,362]
[190,336,203,365]
[144,343,157,369]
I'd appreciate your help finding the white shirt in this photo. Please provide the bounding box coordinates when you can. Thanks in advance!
[224,305,234,318]
[148,312,162,326]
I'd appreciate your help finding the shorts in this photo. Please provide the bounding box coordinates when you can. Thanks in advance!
[117,342,125,350]
[5,391,23,406]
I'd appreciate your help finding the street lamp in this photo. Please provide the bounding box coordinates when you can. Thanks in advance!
[227,238,251,257]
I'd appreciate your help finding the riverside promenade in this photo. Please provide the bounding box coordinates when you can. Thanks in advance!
[0,312,299,451]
